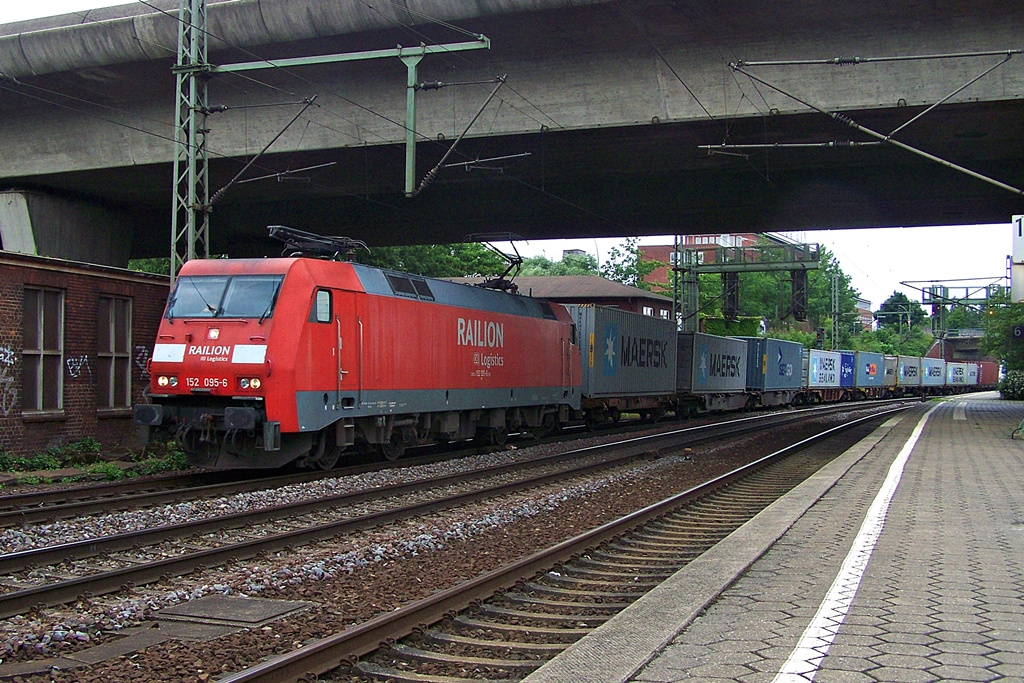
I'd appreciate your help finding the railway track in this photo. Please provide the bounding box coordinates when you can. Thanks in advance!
[0,401,908,622]
[216,406,905,683]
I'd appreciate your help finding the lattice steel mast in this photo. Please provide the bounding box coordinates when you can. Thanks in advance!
[171,0,210,280]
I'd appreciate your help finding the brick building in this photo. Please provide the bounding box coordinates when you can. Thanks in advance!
[0,252,168,457]
[640,233,769,291]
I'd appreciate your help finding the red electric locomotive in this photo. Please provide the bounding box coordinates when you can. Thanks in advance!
[134,236,582,469]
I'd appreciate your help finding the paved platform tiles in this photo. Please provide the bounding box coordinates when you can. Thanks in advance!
[525,393,1024,683]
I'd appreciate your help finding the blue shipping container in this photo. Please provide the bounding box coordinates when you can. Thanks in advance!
[839,351,856,388]
[738,337,803,391]
[855,351,885,388]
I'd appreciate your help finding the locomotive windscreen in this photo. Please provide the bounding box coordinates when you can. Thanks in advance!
[166,275,284,319]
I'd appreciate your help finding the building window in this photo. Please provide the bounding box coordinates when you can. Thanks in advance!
[660,309,670,319]
[98,296,131,408]
[23,288,64,412]
[642,306,655,317]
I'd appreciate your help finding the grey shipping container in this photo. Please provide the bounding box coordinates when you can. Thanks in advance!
[898,356,922,387]
[738,337,803,391]
[883,355,898,387]
[855,351,885,388]
[921,358,946,387]
[567,305,677,398]
[677,332,747,394]
[804,349,841,388]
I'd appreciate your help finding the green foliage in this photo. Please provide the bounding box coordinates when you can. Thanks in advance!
[86,461,126,481]
[945,304,984,331]
[703,317,762,337]
[981,297,1024,371]
[769,329,817,349]
[356,243,507,278]
[127,258,171,275]
[0,439,103,473]
[999,369,1024,400]
[875,291,928,330]
[852,325,933,356]
[521,253,599,276]
[600,238,659,290]
[132,441,189,474]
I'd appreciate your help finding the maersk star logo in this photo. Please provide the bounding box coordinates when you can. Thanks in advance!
[603,325,617,375]
[698,345,709,384]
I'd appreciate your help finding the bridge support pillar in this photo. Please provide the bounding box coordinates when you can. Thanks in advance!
[0,191,132,267]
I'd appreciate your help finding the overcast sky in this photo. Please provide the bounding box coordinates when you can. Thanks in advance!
[2,2,1018,310]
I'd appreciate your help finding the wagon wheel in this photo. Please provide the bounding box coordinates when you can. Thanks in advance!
[380,431,406,461]
[488,427,508,447]
[609,408,621,424]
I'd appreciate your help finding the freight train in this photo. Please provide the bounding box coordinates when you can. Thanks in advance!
[133,241,998,470]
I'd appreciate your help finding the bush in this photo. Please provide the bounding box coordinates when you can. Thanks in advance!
[0,438,104,473]
[999,370,1024,400]
[85,461,125,481]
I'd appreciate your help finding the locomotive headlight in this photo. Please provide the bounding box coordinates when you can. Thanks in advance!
[239,378,249,389]
[249,378,262,389]
[158,375,178,388]
[169,376,178,387]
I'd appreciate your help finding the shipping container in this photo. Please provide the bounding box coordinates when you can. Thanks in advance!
[920,358,946,387]
[946,361,970,385]
[978,361,1000,388]
[855,351,885,389]
[738,337,803,391]
[804,349,841,388]
[897,356,922,387]
[883,355,898,388]
[839,351,856,388]
[568,305,677,398]
[966,363,979,386]
[677,332,747,395]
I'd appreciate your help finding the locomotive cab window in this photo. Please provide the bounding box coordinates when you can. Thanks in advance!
[166,275,284,319]
[311,289,332,323]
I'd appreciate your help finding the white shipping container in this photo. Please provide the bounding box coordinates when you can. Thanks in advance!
[898,356,922,387]
[805,349,841,388]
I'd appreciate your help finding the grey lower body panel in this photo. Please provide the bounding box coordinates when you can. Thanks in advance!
[294,385,580,432]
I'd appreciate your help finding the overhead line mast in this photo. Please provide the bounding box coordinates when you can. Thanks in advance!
[170,0,492,280]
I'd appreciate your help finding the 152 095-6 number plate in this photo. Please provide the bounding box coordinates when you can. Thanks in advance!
[186,377,228,389]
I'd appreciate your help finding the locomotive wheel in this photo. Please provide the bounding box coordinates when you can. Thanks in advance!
[380,432,406,461]
[315,447,341,470]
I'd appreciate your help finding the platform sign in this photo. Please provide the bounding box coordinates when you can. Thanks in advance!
[1014,216,1024,303]
[1014,325,1024,339]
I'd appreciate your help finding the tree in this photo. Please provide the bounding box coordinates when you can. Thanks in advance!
[356,243,507,278]
[981,292,1024,371]
[600,238,659,290]
[875,292,927,331]
[521,252,599,276]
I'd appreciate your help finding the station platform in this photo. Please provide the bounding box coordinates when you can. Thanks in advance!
[525,392,1024,683]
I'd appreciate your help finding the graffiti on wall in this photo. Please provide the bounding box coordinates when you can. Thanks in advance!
[66,355,93,381]
[0,346,16,417]
[134,346,151,378]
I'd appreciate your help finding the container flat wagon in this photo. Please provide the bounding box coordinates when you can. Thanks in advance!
[568,304,677,425]
[677,332,748,413]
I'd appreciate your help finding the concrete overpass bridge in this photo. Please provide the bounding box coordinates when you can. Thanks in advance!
[1,0,1023,265]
